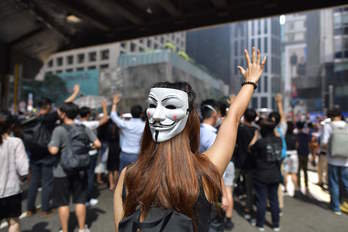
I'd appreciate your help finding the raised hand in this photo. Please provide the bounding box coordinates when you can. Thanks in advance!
[237,47,266,83]
[275,93,283,103]
[113,95,121,105]
[73,84,80,94]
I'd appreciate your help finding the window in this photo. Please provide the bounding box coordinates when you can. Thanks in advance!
[234,41,238,56]
[56,70,62,74]
[78,54,85,63]
[48,60,53,67]
[88,66,96,70]
[257,77,262,93]
[89,52,97,62]
[252,97,258,109]
[264,37,268,53]
[100,64,109,69]
[251,21,255,35]
[131,43,136,52]
[251,39,255,47]
[261,97,268,108]
[264,75,268,92]
[257,38,261,49]
[57,57,63,66]
[147,39,152,47]
[234,60,239,75]
[67,55,74,65]
[66,69,73,72]
[100,50,109,60]
[257,20,261,35]
[76,67,84,71]
[121,42,126,48]
[264,20,268,34]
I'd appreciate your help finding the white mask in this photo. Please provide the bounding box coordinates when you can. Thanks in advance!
[146,88,189,142]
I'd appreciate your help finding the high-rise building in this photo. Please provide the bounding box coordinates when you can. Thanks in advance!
[186,17,281,106]
[186,25,233,91]
[36,32,186,79]
[231,17,281,109]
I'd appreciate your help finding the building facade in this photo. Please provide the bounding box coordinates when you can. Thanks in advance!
[36,32,186,79]
[231,17,281,109]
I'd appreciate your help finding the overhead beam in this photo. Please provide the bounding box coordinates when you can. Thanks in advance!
[56,0,112,31]
[9,27,45,47]
[156,0,182,17]
[16,0,70,42]
[111,0,144,25]
[210,0,229,10]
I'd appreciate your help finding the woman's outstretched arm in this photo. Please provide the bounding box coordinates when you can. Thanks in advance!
[204,48,266,175]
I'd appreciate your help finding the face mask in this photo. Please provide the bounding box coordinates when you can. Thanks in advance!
[146,88,189,142]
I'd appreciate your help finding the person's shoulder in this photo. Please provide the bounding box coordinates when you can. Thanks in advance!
[7,136,24,145]
[53,125,67,134]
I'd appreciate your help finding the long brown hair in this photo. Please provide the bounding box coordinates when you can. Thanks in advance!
[123,82,221,223]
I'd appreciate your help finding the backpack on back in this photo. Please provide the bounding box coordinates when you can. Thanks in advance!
[20,116,52,160]
[119,207,194,232]
[329,123,348,158]
[61,124,91,171]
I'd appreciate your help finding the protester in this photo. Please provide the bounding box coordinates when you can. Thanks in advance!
[251,118,282,231]
[113,48,266,231]
[103,120,121,191]
[232,108,258,222]
[283,121,299,195]
[296,121,311,194]
[110,100,145,171]
[0,111,29,232]
[269,94,287,215]
[199,99,233,231]
[77,101,109,207]
[322,107,348,215]
[26,85,80,216]
[48,103,101,232]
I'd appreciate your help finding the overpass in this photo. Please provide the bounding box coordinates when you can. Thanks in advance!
[1,0,347,108]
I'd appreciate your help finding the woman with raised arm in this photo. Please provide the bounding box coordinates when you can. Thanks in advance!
[113,48,266,232]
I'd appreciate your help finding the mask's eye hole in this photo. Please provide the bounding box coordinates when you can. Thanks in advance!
[165,105,176,109]
[149,104,156,108]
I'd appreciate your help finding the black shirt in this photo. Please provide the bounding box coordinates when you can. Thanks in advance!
[251,136,282,184]
[286,134,297,151]
[232,124,256,170]
[297,132,310,156]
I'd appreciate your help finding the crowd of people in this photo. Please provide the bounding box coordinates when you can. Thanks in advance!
[1,49,348,232]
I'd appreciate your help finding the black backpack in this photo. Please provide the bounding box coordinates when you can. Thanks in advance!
[20,116,52,160]
[119,207,194,232]
[60,124,91,171]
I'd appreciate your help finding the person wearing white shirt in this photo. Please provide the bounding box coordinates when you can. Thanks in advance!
[200,99,235,230]
[77,100,109,207]
[111,95,145,171]
[321,108,348,215]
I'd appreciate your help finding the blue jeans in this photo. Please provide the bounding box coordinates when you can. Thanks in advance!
[87,155,98,201]
[328,164,348,212]
[27,161,53,212]
[119,151,138,171]
[254,181,279,228]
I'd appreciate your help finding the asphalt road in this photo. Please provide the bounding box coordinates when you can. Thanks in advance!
[1,170,347,232]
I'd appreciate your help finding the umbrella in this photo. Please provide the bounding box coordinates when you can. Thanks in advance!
[74,95,110,109]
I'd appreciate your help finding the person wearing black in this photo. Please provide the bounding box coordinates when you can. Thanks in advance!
[98,119,121,191]
[26,85,80,216]
[232,108,258,221]
[296,121,311,194]
[251,119,282,231]
[283,121,299,194]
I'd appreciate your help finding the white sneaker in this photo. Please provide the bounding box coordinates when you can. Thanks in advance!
[273,227,280,231]
[257,227,265,231]
[89,198,98,206]
[78,225,90,232]
[334,211,342,216]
